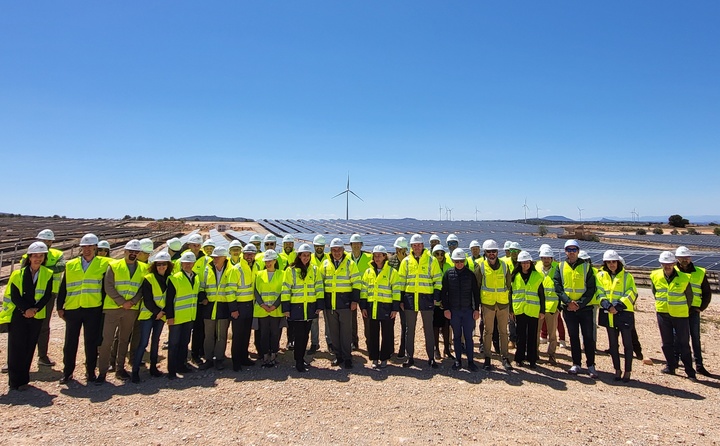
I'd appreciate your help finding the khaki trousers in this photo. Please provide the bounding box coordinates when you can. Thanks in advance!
[482,303,509,359]
[538,311,558,356]
[98,309,139,373]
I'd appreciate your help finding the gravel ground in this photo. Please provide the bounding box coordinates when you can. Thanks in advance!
[1,288,719,445]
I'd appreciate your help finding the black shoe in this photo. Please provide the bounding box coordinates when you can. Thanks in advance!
[614,370,622,381]
[131,372,140,384]
[397,351,406,359]
[697,366,711,377]
[402,358,414,368]
[162,341,169,350]
[286,342,294,351]
[191,354,203,365]
[149,367,164,378]
[38,356,56,367]
[452,361,461,371]
[468,362,479,372]
[296,362,309,373]
[483,358,492,371]
[351,343,358,351]
[178,364,195,373]
[214,360,225,371]
[115,369,131,380]
[167,373,177,380]
[95,373,106,385]
[622,372,631,383]
[502,358,513,371]
[445,351,455,360]
[661,366,675,375]
[635,350,644,360]
[85,372,97,382]
[515,361,526,368]
[308,344,319,355]
[528,363,537,369]
[198,361,213,370]
[331,358,342,367]
[344,360,353,369]
[59,375,73,385]
[241,359,256,366]
[428,359,438,369]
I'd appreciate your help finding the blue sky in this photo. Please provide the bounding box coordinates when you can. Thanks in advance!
[1,2,718,221]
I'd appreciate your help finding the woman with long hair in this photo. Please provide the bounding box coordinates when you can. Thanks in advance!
[254,250,284,367]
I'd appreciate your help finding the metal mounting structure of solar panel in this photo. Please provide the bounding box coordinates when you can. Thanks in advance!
[207,229,230,248]
[178,229,200,245]
[225,230,258,245]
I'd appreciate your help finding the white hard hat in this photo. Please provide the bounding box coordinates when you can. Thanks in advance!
[372,245,387,254]
[79,233,99,246]
[619,256,626,266]
[202,239,216,248]
[167,237,182,251]
[249,234,262,243]
[211,246,228,257]
[36,229,55,241]
[263,249,278,261]
[517,251,533,262]
[297,243,313,253]
[429,234,441,242]
[263,234,277,243]
[451,248,466,261]
[564,239,580,249]
[675,246,692,258]
[539,244,551,252]
[603,250,621,262]
[432,244,446,254]
[659,251,676,264]
[242,244,257,253]
[394,237,408,249]
[410,234,424,245]
[482,239,499,251]
[446,234,459,244]
[509,242,522,251]
[579,250,591,260]
[180,252,196,263]
[27,241,49,254]
[98,240,111,250]
[503,241,513,250]
[139,238,154,254]
[153,251,171,262]
[349,234,363,244]
[539,247,554,258]
[469,240,481,248]
[329,238,344,248]
[228,240,242,249]
[313,234,326,245]
[282,234,296,243]
[187,234,203,245]
[125,239,142,251]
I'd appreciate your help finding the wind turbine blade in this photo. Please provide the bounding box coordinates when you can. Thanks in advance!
[332,191,346,199]
[349,190,363,201]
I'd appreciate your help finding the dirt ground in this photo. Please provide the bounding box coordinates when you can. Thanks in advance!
[1,288,719,445]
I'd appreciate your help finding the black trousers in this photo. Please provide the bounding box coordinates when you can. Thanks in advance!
[62,307,103,378]
[607,326,633,372]
[8,314,43,388]
[167,321,193,375]
[190,305,205,359]
[514,314,539,365]
[257,317,282,356]
[288,320,312,363]
[398,310,407,355]
[366,318,394,361]
[563,308,596,367]
[657,313,694,375]
[37,294,56,358]
[231,317,253,369]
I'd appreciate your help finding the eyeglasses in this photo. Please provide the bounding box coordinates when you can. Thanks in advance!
[433,252,445,257]
[448,242,458,246]
[565,247,579,253]
[509,249,520,253]
[265,243,276,247]
[453,260,465,264]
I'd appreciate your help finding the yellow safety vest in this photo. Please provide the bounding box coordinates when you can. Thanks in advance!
[321,253,361,310]
[104,259,148,310]
[138,273,166,321]
[0,266,54,322]
[558,261,590,301]
[63,256,111,310]
[479,260,509,306]
[201,262,239,319]
[651,270,691,318]
[234,259,255,303]
[253,269,284,318]
[596,269,636,327]
[281,265,323,320]
[361,263,401,319]
[279,250,297,271]
[511,270,544,318]
[536,262,559,313]
[677,266,706,308]
[168,271,199,324]
[398,250,442,309]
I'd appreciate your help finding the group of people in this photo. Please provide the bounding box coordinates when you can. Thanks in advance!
[0,228,712,391]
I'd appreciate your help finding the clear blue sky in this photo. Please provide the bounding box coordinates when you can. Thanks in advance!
[2,2,718,221]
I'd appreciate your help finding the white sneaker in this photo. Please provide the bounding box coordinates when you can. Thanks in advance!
[588,365,599,379]
[559,340,568,349]
[568,364,581,375]
[539,337,548,344]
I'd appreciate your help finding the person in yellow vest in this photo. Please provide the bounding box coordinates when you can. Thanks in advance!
[309,234,329,354]
[535,246,560,365]
[202,239,216,257]
[398,234,443,369]
[652,251,696,380]
[500,241,513,266]
[578,250,600,346]
[248,234,263,252]
[230,243,258,371]
[32,229,65,368]
[165,251,200,380]
[199,246,238,370]
[442,248,481,371]
[228,240,243,267]
[675,246,712,377]
[469,240,483,264]
[511,251,545,369]
[428,234,441,250]
[432,244,453,360]
[282,244,324,372]
[254,234,277,266]
[183,233,207,365]
[121,237,153,369]
[596,249,636,382]
[167,237,183,261]
[553,239,598,378]
[321,238,361,368]
[475,239,513,371]
[361,245,401,369]
[280,234,297,271]
[498,241,520,351]
[131,251,173,382]
[96,239,148,384]
[57,233,110,384]
[254,249,284,368]
[349,234,371,350]
[388,236,409,358]
[4,242,54,390]
[97,240,111,257]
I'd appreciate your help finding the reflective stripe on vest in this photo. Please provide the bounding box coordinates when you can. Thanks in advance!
[322,255,359,309]
[139,273,166,321]
[650,270,690,318]
[169,271,199,324]
[678,266,706,308]
[104,260,147,310]
[536,263,559,313]
[63,257,109,310]
[362,264,399,319]
[480,260,509,305]
[511,270,543,318]
[1,267,53,321]
[253,269,284,318]
[282,266,322,320]
[558,261,589,301]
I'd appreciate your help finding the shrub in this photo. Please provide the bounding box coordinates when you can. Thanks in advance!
[714,227,720,236]
[538,225,548,236]
[636,228,647,235]
[653,227,664,235]
[686,228,699,235]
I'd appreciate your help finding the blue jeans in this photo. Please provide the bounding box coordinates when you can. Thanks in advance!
[132,318,164,372]
[450,309,475,363]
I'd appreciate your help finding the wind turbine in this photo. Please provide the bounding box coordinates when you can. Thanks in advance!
[475,206,480,222]
[577,206,585,222]
[446,207,453,221]
[536,204,540,220]
[332,174,363,220]
[439,204,443,221]
[523,198,530,224]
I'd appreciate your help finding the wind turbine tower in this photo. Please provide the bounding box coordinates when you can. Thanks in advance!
[332,174,363,220]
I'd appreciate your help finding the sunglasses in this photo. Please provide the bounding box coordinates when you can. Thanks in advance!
[565,247,579,253]
[485,250,498,254]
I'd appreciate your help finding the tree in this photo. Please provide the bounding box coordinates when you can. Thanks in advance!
[123,214,132,220]
[652,227,664,235]
[668,214,689,228]
[636,228,647,235]
[714,227,720,236]
[538,225,548,236]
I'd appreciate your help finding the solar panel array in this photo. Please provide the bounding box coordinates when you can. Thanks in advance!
[603,234,720,249]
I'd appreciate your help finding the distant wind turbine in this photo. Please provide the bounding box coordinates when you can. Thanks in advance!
[577,206,585,222]
[523,198,530,224]
[475,206,480,222]
[439,204,443,221]
[332,174,363,220]
[446,207,453,221]
[536,204,540,220]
